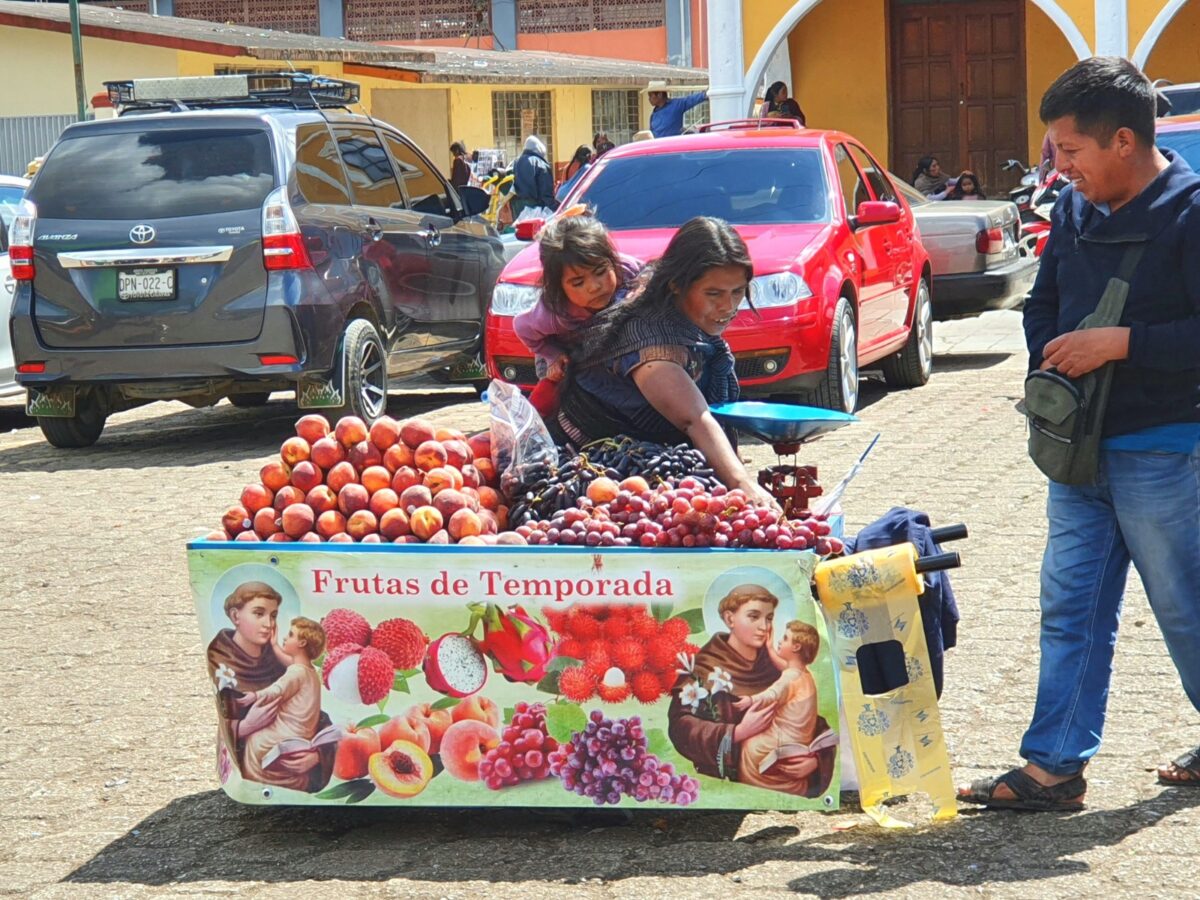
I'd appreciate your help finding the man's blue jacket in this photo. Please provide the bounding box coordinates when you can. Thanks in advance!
[1024,149,1200,437]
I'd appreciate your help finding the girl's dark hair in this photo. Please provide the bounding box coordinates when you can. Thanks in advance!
[1040,56,1156,146]
[450,141,466,156]
[571,145,593,166]
[912,155,937,183]
[764,81,787,111]
[537,215,621,317]
[572,217,753,367]
[949,170,984,199]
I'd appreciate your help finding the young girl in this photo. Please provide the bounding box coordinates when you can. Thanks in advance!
[514,214,641,417]
[947,170,986,201]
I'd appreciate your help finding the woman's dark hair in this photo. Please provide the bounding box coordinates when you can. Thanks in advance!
[948,170,985,199]
[572,217,753,367]
[912,155,937,183]
[450,141,466,157]
[1040,56,1156,146]
[764,81,787,112]
[565,145,592,179]
[537,215,622,317]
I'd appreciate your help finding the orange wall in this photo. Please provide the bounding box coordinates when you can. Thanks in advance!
[515,26,668,63]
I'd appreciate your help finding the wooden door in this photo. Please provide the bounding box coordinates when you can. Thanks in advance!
[890,1,1027,196]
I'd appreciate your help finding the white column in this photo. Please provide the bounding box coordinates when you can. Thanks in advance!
[1094,0,1128,57]
[705,0,746,121]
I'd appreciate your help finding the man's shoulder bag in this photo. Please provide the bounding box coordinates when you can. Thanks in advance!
[1023,240,1146,485]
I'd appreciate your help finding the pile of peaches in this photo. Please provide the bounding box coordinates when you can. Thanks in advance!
[207,414,522,544]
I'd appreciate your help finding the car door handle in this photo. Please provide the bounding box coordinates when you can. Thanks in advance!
[419,226,441,248]
[366,218,383,242]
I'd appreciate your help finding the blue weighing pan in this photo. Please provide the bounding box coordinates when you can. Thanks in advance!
[710,401,857,445]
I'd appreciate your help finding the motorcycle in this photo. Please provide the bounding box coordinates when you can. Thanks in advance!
[1002,159,1041,213]
[1018,169,1068,257]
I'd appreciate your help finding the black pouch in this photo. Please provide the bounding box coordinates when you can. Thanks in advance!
[1022,240,1145,485]
[1024,368,1095,484]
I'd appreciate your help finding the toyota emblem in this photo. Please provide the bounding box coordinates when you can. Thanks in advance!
[129,224,156,244]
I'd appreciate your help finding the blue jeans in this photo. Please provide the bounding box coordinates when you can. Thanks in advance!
[1020,446,1200,776]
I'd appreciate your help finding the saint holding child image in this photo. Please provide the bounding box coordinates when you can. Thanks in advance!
[667,584,836,797]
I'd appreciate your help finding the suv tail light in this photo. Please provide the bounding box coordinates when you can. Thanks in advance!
[976,226,1005,255]
[9,199,36,282]
[261,187,312,271]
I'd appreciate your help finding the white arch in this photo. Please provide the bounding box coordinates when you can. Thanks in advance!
[740,0,822,115]
[1133,0,1188,69]
[1028,0,1094,60]
[740,0,1092,114]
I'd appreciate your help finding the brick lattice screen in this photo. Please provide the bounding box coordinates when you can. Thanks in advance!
[518,0,664,33]
[345,0,492,42]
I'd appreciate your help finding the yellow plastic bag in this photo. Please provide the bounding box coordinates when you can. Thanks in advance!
[814,543,956,825]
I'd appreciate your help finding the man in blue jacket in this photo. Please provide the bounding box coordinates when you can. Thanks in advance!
[647,81,708,138]
[512,135,557,217]
[960,57,1200,811]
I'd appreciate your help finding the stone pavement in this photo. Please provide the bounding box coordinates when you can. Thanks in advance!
[2,310,1198,899]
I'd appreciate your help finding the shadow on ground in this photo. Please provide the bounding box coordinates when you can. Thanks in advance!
[63,788,1199,890]
[931,352,1015,373]
[0,391,477,474]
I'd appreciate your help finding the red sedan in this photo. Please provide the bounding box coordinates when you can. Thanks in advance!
[485,120,933,413]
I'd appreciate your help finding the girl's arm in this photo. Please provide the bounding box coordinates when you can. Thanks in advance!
[631,361,777,508]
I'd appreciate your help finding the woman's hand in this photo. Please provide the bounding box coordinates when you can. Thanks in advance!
[236,695,282,738]
[732,695,753,712]
[732,703,775,743]
[546,356,569,383]
[234,691,258,709]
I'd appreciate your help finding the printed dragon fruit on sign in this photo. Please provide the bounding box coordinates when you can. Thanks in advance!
[469,602,555,684]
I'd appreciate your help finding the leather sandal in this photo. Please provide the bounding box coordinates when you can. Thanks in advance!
[1158,746,1200,786]
[959,767,1086,811]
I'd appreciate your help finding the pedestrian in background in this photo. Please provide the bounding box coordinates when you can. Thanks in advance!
[912,156,950,197]
[763,81,806,126]
[646,81,708,138]
[946,171,985,200]
[512,135,557,217]
[449,141,471,188]
[593,131,616,157]
[961,56,1200,812]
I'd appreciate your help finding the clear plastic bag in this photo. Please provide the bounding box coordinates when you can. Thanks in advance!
[487,379,560,498]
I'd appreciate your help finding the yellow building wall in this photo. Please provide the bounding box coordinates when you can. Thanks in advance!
[1142,0,1200,83]
[786,0,890,159]
[0,25,177,116]
[1024,4,1079,162]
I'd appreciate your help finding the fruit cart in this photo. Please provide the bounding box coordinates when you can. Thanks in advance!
[189,404,952,813]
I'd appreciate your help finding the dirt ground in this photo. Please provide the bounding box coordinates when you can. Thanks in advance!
[2,340,1198,898]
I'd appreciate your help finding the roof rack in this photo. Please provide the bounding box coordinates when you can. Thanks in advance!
[105,73,361,114]
[696,118,804,133]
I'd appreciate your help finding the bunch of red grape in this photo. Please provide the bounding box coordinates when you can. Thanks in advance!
[514,477,843,554]
[478,701,561,790]
[547,710,699,807]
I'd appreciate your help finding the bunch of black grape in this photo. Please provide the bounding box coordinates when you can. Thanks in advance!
[547,710,699,806]
[580,437,722,492]
[505,436,722,527]
[517,477,843,553]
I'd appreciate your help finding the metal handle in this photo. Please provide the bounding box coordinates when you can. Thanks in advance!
[915,551,961,574]
[366,218,383,242]
[929,523,968,543]
[419,227,441,247]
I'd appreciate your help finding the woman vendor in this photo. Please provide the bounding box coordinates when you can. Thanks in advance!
[667,584,836,796]
[549,216,775,506]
